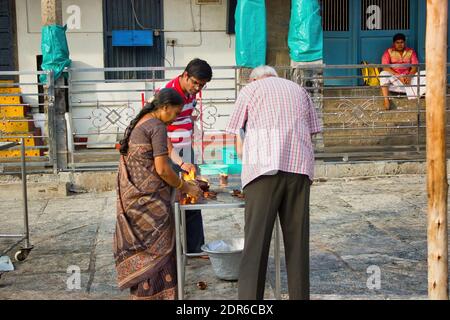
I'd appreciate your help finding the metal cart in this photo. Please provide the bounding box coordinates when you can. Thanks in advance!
[173,185,282,300]
[0,139,34,264]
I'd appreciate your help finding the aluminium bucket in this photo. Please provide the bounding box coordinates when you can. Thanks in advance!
[201,238,244,281]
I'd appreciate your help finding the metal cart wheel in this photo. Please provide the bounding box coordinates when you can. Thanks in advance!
[14,249,30,262]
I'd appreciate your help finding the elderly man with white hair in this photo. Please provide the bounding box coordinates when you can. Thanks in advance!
[226,65,321,300]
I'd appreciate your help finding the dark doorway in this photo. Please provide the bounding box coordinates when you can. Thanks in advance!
[0,0,17,80]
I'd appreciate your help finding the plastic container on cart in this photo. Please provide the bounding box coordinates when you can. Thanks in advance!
[199,146,242,176]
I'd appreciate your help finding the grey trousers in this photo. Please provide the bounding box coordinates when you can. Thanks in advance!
[238,172,310,300]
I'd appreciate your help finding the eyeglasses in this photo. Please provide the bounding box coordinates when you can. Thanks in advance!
[188,77,207,90]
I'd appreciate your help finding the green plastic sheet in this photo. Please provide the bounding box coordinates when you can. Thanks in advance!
[39,25,71,83]
[235,0,266,68]
[288,0,323,62]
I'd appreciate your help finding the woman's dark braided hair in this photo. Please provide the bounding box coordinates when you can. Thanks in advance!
[119,88,184,155]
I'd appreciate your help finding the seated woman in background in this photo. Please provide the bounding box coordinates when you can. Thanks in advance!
[113,88,202,300]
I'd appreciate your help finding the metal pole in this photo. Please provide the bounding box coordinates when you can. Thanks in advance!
[174,201,184,300]
[152,70,155,94]
[181,208,187,267]
[20,138,30,249]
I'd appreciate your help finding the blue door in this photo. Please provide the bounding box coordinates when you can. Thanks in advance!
[359,0,417,67]
[322,0,356,85]
[323,0,419,85]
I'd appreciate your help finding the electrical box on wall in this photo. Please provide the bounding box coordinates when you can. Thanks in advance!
[112,30,154,46]
[166,38,178,46]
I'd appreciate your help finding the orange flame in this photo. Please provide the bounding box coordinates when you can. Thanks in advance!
[180,169,198,204]
[183,169,196,181]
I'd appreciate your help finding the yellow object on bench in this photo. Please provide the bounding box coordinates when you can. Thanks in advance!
[361,61,380,86]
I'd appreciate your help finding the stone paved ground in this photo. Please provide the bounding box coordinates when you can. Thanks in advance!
[0,174,446,300]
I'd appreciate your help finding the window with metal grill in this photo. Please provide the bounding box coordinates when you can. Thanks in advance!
[361,0,410,30]
[0,0,15,77]
[320,0,349,32]
[103,0,164,80]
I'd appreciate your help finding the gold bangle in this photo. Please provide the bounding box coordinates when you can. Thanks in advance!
[176,179,184,189]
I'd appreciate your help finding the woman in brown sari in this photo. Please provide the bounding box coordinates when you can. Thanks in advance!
[114,88,202,300]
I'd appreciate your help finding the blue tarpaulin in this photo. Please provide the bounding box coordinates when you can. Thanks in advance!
[288,0,323,62]
[234,0,266,68]
[39,25,71,84]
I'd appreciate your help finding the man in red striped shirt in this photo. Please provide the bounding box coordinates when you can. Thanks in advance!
[164,58,212,254]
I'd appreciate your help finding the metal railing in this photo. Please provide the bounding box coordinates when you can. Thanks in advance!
[280,63,430,162]
[65,66,238,170]
[65,64,434,169]
[0,70,56,174]
[1,64,437,172]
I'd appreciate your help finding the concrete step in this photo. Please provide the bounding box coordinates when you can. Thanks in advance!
[0,95,20,105]
[323,97,426,112]
[322,87,429,97]
[0,105,30,118]
[320,88,429,148]
[322,114,419,125]
[0,149,43,158]
[0,118,35,133]
[0,130,44,158]
[0,87,21,94]
[0,133,41,147]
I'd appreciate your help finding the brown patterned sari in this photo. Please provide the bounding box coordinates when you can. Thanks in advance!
[113,118,177,300]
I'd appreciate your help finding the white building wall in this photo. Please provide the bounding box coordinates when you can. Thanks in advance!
[15,0,236,139]
[163,0,235,73]
[16,0,104,99]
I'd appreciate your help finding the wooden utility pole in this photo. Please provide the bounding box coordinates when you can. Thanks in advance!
[41,0,62,26]
[41,0,67,171]
[426,0,449,300]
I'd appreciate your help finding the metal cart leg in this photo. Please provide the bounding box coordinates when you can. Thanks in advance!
[174,202,184,300]
[15,138,33,261]
[21,139,30,249]
[274,216,281,300]
[181,209,187,266]
[180,209,187,298]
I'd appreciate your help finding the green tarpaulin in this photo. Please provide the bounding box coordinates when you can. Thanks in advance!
[235,0,266,68]
[288,0,323,62]
[39,25,71,84]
